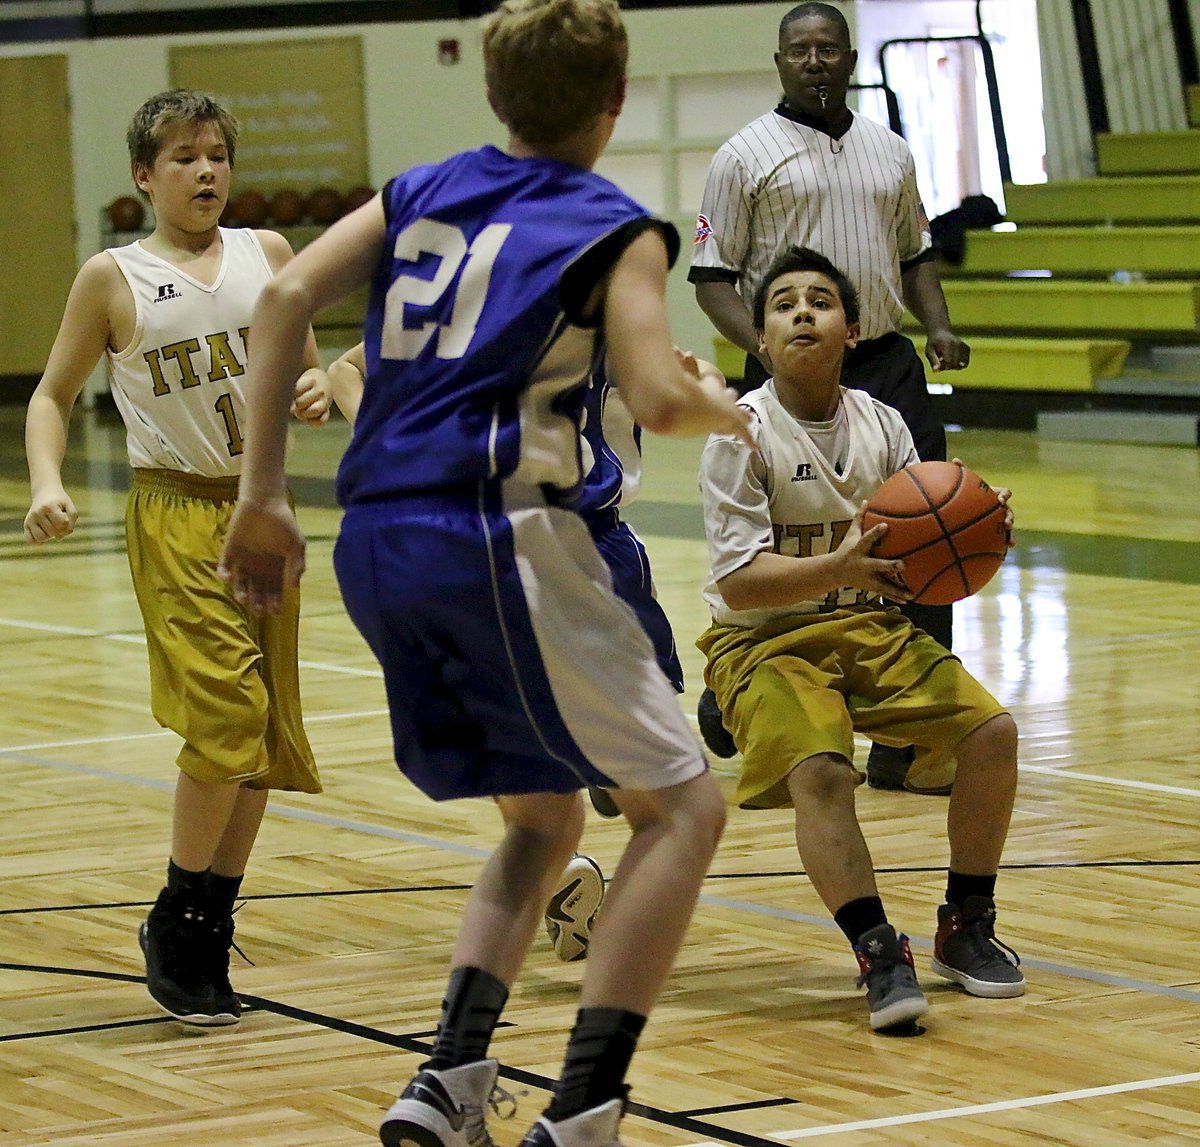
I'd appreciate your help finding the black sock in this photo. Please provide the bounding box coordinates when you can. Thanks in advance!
[427,966,509,1071]
[165,860,209,906]
[207,872,244,918]
[544,1007,646,1121]
[834,896,887,947]
[945,872,996,908]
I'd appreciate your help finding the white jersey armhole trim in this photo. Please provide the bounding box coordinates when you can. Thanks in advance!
[105,248,144,364]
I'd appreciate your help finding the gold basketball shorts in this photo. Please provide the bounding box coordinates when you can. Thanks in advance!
[698,607,1006,809]
[125,468,320,793]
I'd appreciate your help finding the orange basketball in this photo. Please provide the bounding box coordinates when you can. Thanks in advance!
[108,195,144,231]
[862,461,1008,605]
[268,189,306,226]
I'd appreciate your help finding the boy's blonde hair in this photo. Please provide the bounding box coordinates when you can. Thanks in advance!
[483,0,627,146]
[126,89,239,176]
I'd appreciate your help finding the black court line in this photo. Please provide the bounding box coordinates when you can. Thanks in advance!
[4,860,1196,919]
[680,1098,798,1117]
[0,1015,174,1043]
[0,961,145,984]
[247,993,789,1147]
[0,959,787,1147]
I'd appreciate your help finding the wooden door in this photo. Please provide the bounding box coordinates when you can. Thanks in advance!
[0,55,76,377]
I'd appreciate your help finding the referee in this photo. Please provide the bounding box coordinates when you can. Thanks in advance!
[688,0,970,793]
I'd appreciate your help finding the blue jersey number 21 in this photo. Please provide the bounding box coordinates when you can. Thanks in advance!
[381,218,513,361]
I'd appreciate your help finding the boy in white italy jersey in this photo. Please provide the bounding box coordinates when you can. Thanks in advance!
[697,246,1025,1033]
[24,89,331,1028]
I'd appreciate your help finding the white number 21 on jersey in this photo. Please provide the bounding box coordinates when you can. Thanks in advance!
[381,218,513,361]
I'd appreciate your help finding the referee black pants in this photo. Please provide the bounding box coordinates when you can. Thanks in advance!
[742,332,951,652]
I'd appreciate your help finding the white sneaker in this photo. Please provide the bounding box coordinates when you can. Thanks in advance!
[518,1099,624,1147]
[544,855,605,962]
[380,1058,501,1147]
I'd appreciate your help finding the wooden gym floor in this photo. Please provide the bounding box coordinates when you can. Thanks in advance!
[1,407,1199,1145]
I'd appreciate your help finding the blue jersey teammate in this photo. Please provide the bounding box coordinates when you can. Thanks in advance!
[219,1,751,1145]
[321,345,686,960]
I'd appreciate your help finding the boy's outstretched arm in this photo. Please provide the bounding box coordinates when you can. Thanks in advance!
[221,196,386,613]
[604,229,752,445]
[25,255,117,544]
[257,229,333,426]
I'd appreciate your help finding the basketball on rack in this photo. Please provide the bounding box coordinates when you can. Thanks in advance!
[268,189,306,226]
[306,187,345,225]
[227,190,268,228]
[343,185,376,213]
[108,196,145,232]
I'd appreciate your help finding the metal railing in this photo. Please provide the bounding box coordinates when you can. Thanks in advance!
[850,81,903,138]
[877,7,1012,186]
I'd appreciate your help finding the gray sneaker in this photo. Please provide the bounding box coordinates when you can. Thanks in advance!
[380,1059,507,1147]
[854,923,930,1032]
[519,1097,625,1147]
[931,896,1025,998]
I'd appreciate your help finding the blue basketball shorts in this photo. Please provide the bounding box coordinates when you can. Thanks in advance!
[334,483,706,801]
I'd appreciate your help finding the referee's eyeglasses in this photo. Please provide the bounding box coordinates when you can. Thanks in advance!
[780,45,845,64]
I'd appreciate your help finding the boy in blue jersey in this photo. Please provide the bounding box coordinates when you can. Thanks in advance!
[219,2,751,1146]
[327,342,682,961]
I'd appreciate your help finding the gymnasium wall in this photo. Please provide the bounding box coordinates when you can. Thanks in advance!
[0,2,844,381]
[5,0,1196,379]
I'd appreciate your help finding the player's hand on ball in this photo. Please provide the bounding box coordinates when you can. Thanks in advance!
[218,497,306,615]
[951,458,1015,546]
[24,488,78,544]
[838,503,912,600]
[995,486,1014,547]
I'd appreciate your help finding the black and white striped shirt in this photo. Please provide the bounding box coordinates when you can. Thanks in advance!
[689,109,932,341]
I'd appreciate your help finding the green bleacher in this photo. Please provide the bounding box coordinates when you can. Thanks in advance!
[920,338,1131,392]
[1004,175,1200,225]
[957,226,1200,276]
[1097,130,1200,176]
[913,280,1200,335]
[713,334,1131,395]
[948,131,1200,428]
[713,118,1200,426]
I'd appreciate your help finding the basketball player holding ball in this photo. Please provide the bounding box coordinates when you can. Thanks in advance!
[689,2,969,792]
[696,246,1025,1033]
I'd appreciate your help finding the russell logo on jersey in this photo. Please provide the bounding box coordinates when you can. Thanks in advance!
[153,283,183,303]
